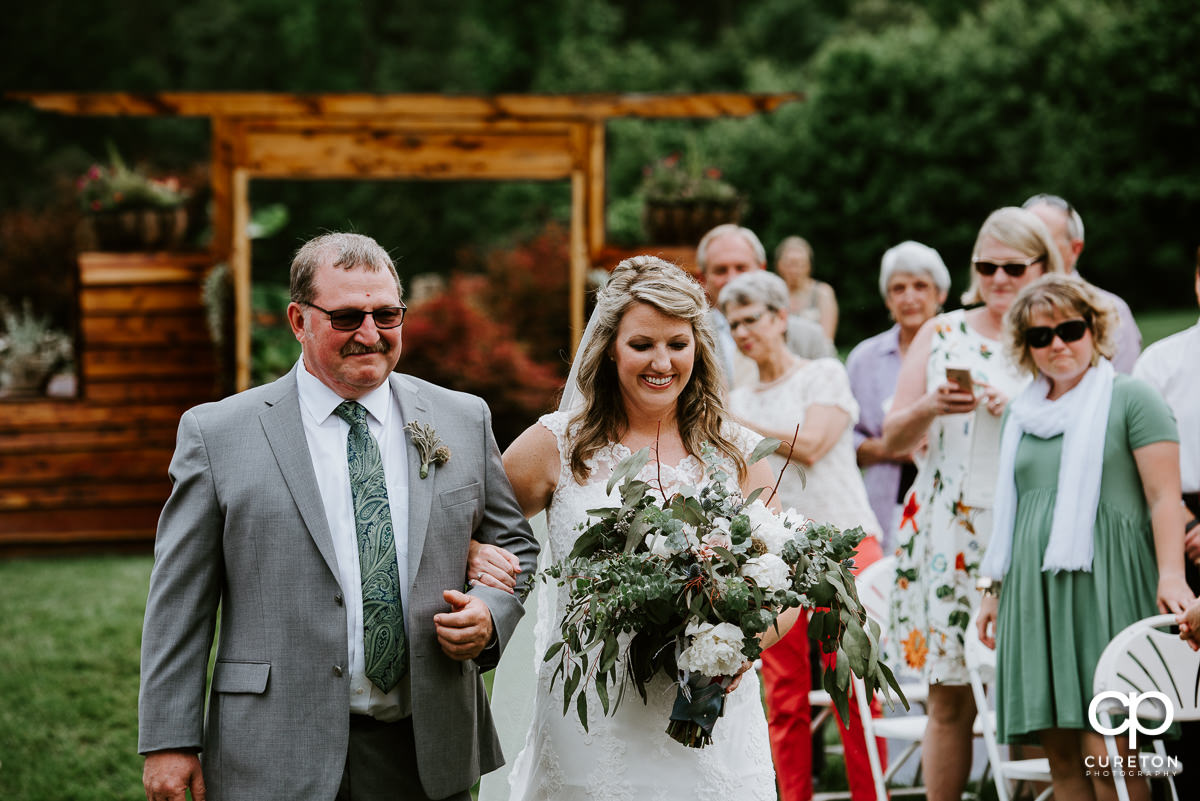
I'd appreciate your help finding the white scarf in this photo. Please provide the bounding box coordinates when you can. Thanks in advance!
[979,358,1114,578]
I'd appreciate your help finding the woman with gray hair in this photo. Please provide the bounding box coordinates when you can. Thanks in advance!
[881,207,1065,801]
[720,270,884,801]
[846,241,951,554]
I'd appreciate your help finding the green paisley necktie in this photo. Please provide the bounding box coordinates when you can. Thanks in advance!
[334,400,407,692]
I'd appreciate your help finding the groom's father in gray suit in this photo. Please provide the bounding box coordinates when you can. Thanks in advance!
[139,232,539,801]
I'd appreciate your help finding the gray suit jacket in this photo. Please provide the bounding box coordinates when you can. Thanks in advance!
[138,367,539,800]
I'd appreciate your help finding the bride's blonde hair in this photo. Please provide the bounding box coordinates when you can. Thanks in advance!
[567,255,746,484]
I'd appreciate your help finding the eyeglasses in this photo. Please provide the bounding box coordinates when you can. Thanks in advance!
[728,311,767,332]
[1023,318,1089,349]
[301,301,407,331]
[972,254,1045,278]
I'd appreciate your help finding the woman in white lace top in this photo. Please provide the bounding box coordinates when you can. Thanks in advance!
[719,270,884,801]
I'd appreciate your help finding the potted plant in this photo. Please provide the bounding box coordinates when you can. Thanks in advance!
[76,143,192,251]
[640,152,743,245]
[0,300,73,397]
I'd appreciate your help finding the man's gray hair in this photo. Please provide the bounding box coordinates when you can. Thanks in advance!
[879,241,951,298]
[696,224,766,272]
[717,270,790,314]
[290,232,402,305]
[1022,193,1085,243]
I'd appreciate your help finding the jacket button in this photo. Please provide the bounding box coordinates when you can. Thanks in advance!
[334,593,344,606]
[333,665,344,677]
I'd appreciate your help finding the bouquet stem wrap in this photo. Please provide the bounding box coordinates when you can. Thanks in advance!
[667,672,727,748]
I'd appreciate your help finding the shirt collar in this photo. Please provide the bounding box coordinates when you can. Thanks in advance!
[296,357,393,427]
[880,324,902,355]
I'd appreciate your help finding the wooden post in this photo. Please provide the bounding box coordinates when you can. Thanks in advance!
[231,168,252,391]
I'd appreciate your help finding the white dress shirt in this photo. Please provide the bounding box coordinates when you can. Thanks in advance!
[296,359,412,720]
[1132,317,1200,493]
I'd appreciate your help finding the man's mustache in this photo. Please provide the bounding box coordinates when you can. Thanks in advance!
[341,340,392,357]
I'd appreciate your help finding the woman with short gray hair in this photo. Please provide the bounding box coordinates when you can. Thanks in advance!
[847,241,950,554]
[720,270,883,801]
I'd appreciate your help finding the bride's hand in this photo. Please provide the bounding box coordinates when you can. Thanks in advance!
[725,660,755,694]
[467,540,521,594]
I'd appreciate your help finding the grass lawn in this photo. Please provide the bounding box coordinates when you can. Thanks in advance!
[0,555,153,801]
[1136,306,1195,347]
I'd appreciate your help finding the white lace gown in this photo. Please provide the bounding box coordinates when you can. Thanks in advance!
[504,411,777,801]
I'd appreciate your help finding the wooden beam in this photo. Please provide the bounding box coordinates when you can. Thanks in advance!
[241,128,576,180]
[8,91,802,121]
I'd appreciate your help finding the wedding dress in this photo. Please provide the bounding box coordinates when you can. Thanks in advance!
[501,410,777,801]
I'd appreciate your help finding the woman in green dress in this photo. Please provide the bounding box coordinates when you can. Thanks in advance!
[977,274,1194,801]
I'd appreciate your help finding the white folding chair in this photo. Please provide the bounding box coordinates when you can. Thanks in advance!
[1092,613,1197,801]
[852,555,934,800]
[965,614,1053,801]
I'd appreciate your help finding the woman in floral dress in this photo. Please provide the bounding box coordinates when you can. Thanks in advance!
[881,207,1064,801]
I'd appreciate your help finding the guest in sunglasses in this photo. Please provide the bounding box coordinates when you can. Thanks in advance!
[881,207,1063,801]
[1022,193,1142,372]
[976,274,1193,801]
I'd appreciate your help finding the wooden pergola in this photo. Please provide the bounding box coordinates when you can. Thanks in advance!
[11,91,799,389]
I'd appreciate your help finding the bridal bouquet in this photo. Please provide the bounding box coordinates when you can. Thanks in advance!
[541,440,904,747]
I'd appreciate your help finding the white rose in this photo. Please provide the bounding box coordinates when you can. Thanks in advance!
[644,533,673,558]
[702,531,732,551]
[740,553,792,594]
[676,621,746,676]
[743,500,793,554]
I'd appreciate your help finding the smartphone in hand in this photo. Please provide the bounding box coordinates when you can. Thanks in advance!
[945,367,974,394]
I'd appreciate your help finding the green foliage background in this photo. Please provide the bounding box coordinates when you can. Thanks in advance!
[2,0,1198,345]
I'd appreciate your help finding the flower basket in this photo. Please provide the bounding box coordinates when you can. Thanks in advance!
[84,206,189,252]
[639,154,743,245]
[76,144,192,252]
[642,199,743,246]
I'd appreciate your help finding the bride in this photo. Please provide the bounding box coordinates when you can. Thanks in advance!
[473,256,798,800]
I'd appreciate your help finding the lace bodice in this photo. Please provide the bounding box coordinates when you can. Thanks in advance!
[538,411,760,564]
[503,411,777,801]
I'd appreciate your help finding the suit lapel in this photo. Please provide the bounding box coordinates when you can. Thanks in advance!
[259,368,341,581]
[393,374,436,591]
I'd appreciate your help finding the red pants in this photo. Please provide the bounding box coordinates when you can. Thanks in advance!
[761,535,887,801]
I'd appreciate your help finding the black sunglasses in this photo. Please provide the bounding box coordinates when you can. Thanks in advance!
[973,255,1045,278]
[302,301,407,331]
[1024,318,1089,349]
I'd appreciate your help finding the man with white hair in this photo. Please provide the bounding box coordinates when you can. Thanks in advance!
[1022,193,1141,372]
[696,223,833,387]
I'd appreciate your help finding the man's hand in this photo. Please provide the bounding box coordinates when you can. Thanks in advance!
[143,750,205,801]
[1178,597,1200,652]
[434,589,495,661]
[1185,523,1200,564]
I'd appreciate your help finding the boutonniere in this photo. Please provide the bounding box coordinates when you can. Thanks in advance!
[404,421,451,479]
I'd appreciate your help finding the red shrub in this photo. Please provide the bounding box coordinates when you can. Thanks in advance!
[398,276,564,449]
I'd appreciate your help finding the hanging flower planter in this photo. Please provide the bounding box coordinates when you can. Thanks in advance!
[76,143,192,252]
[642,199,743,246]
[639,153,744,245]
[84,206,189,252]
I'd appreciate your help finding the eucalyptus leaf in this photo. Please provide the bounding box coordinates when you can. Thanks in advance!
[606,446,651,495]
[750,436,781,463]
[577,691,589,731]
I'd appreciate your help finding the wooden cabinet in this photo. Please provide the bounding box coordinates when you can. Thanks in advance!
[0,252,220,554]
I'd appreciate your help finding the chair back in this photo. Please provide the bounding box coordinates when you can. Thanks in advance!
[855,554,895,626]
[1092,613,1200,724]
